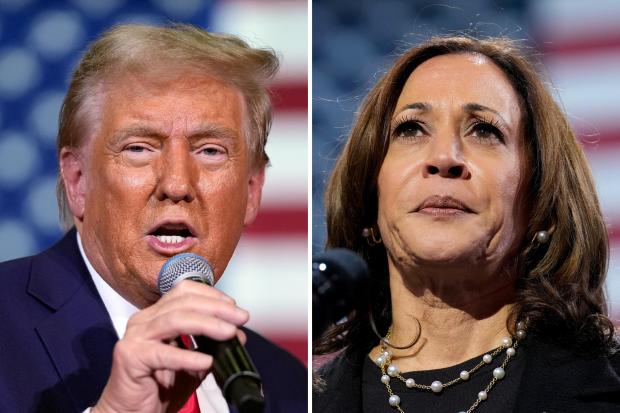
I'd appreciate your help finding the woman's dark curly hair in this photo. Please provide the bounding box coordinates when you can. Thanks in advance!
[314,36,615,357]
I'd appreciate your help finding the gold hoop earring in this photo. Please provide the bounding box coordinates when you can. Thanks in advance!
[369,308,420,350]
[362,226,382,246]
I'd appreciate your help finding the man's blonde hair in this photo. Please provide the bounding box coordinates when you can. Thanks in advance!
[57,24,279,229]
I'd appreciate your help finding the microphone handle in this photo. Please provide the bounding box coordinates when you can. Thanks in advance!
[191,334,265,413]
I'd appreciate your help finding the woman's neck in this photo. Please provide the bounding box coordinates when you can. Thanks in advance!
[370,265,516,372]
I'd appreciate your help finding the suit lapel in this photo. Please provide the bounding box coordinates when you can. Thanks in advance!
[28,230,119,412]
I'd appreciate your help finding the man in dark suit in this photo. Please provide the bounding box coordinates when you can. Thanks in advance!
[0,24,306,413]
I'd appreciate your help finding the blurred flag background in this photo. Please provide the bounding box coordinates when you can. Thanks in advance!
[313,0,620,322]
[0,0,307,364]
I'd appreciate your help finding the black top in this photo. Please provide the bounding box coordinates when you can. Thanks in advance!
[361,347,526,413]
[314,337,620,412]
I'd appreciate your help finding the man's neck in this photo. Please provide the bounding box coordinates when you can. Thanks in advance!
[76,231,139,338]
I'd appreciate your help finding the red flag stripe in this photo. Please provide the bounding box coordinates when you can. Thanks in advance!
[610,222,620,244]
[245,207,307,235]
[539,35,620,56]
[270,82,308,111]
[579,130,620,150]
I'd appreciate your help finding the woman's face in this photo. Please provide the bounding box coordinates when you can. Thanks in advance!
[377,53,526,273]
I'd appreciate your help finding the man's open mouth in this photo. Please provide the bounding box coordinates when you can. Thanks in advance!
[149,223,196,245]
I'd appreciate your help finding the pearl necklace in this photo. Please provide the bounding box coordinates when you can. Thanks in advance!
[375,322,526,413]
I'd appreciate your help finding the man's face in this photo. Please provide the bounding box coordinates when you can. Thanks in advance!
[62,72,264,308]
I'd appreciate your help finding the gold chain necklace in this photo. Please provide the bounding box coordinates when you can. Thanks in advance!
[375,322,525,413]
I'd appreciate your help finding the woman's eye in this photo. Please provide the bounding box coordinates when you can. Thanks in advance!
[393,120,425,139]
[470,122,504,142]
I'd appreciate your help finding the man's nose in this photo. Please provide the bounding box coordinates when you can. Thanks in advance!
[422,131,470,179]
[155,140,197,203]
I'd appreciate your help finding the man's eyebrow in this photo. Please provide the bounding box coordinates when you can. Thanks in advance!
[110,123,240,145]
[186,124,239,143]
[111,124,165,145]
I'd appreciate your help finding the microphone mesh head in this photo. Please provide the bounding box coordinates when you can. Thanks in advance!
[158,253,215,294]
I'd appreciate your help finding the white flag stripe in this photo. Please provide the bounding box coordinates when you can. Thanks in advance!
[608,247,620,321]
[532,0,620,41]
[262,112,308,207]
[586,149,620,219]
[544,52,620,130]
[211,1,308,81]
[218,236,308,334]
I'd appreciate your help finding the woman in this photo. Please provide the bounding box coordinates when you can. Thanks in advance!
[313,36,619,412]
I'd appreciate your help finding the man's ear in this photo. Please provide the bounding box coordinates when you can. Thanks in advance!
[243,167,265,226]
[59,147,87,220]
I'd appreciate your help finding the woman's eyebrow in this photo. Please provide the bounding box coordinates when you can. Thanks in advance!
[463,102,512,132]
[463,102,501,117]
[396,102,431,114]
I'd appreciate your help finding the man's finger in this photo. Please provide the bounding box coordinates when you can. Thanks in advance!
[113,339,214,373]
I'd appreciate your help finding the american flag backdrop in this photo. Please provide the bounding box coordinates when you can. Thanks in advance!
[312,0,620,325]
[0,0,308,364]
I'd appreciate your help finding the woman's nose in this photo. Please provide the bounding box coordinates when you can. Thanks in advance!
[423,133,470,179]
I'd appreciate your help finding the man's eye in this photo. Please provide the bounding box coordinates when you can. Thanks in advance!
[199,145,227,157]
[202,147,223,156]
[124,145,150,153]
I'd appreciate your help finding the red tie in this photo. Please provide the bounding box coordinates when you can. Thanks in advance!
[178,391,201,413]
[178,335,201,413]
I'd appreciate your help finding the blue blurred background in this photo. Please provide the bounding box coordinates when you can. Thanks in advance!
[312,0,620,321]
[0,0,308,362]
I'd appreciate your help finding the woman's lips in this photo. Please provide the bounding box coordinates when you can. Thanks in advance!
[414,195,474,216]
[417,207,468,216]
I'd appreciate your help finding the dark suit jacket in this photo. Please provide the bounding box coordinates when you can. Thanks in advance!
[314,337,620,412]
[0,230,307,413]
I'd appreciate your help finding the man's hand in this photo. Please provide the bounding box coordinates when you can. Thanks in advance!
[92,280,249,413]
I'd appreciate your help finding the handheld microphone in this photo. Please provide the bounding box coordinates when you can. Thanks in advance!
[158,253,264,413]
[312,248,369,340]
